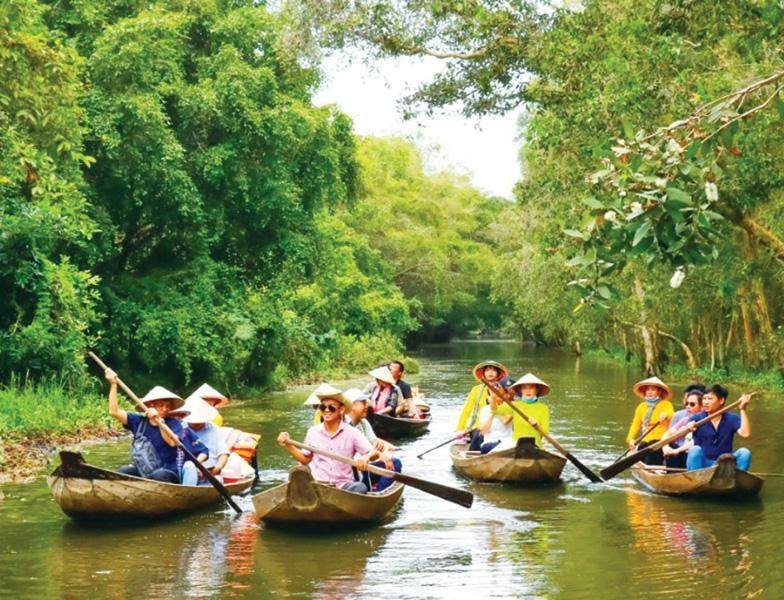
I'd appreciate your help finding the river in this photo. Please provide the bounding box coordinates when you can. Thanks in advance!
[1,341,782,599]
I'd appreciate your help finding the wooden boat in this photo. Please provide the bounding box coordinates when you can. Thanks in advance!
[47,451,254,519]
[252,466,404,525]
[450,441,566,484]
[367,411,431,438]
[631,454,764,499]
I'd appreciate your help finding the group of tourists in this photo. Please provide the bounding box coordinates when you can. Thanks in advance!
[456,360,552,454]
[626,376,753,471]
[453,360,754,475]
[105,369,259,486]
[277,362,412,494]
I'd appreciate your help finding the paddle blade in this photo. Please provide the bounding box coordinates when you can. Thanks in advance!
[566,453,604,483]
[600,446,652,481]
[393,472,474,508]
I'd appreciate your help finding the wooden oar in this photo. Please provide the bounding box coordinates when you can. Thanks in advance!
[612,421,659,464]
[600,397,748,481]
[416,433,465,459]
[286,439,473,508]
[88,351,243,514]
[482,379,603,483]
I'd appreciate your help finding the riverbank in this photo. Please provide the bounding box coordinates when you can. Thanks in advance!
[583,347,784,393]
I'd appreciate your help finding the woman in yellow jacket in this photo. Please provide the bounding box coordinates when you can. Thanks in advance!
[495,373,551,449]
[626,376,674,466]
[456,360,510,432]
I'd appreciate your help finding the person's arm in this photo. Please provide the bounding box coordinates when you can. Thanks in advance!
[105,369,128,425]
[737,394,752,438]
[626,405,643,447]
[477,406,494,435]
[277,431,313,465]
[156,417,180,447]
[456,387,479,431]
[213,452,229,474]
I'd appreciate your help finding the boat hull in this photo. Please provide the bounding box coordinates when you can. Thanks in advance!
[450,442,566,483]
[367,412,431,438]
[252,466,404,525]
[631,455,764,499]
[47,451,254,519]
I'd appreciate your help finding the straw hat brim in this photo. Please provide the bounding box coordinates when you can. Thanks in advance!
[633,377,672,400]
[140,386,185,410]
[190,383,230,408]
[181,398,219,424]
[472,361,509,381]
[368,367,396,386]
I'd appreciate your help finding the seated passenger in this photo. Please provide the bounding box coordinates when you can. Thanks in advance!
[686,384,753,471]
[188,383,230,426]
[177,397,231,486]
[105,369,184,484]
[661,390,704,469]
[468,392,514,454]
[366,366,402,417]
[625,376,674,466]
[277,385,380,493]
[456,360,511,433]
[494,373,551,448]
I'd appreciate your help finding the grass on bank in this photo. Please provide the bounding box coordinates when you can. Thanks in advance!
[0,378,110,438]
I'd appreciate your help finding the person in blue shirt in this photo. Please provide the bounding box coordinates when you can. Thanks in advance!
[176,397,230,486]
[105,369,185,483]
[685,384,753,471]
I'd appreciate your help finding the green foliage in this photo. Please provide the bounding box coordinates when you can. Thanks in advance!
[0,1,99,383]
[349,136,509,338]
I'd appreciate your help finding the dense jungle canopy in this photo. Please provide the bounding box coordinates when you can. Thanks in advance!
[3,0,784,393]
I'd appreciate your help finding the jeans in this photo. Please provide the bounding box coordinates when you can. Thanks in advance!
[181,462,223,486]
[361,458,402,492]
[637,440,664,466]
[119,464,179,483]
[480,440,501,454]
[686,446,751,471]
[468,429,484,452]
[341,481,369,493]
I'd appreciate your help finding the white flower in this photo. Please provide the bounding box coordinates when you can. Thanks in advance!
[627,201,644,220]
[603,210,617,222]
[619,190,627,197]
[670,267,686,289]
[655,177,667,189]
[704,182,719,203]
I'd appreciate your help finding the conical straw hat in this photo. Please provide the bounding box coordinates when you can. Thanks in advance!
[510,373,551,396]
[140,386,185,410]
[189,383,230,408]
[633,376,672,400]
[368,366,396,386]
[303,392,320,407]
[181,397,219,424]
[472,360,509,381]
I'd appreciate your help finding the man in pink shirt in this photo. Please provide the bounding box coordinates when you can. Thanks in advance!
[277,385,379,493]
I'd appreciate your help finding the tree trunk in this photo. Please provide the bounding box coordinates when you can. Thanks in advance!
[634,278,657,375]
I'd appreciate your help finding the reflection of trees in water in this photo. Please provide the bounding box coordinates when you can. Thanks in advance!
[625,490,764,597]
[49,512,261,598]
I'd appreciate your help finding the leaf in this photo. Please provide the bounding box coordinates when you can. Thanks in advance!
[596,285,613,300]
[666,187,691,204]
[563,229,587,239]
[582,197,605,210]
[632,221,652,247]
[621,116,635,139]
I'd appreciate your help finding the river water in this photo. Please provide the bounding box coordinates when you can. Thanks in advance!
[1,341,782,599]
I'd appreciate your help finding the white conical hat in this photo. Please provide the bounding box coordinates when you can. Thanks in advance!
[510,373,551,397]
[633,376,671,400]
[140,386,185,410]
[181,397,219,424]
[189,383,230,408]
[368,366,396,385]
[303,392,320,407]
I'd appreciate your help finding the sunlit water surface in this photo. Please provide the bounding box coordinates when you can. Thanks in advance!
[1,341,782,599]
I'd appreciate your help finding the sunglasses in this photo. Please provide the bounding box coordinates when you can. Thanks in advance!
[686,401,699,407]
[318,404,340,413]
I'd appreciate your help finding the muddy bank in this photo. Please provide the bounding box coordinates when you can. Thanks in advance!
[0,426,128,484]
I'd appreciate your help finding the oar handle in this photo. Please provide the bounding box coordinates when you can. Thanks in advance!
[288,439,393,478]
[87,351,243,514]
[417,434,464,459]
